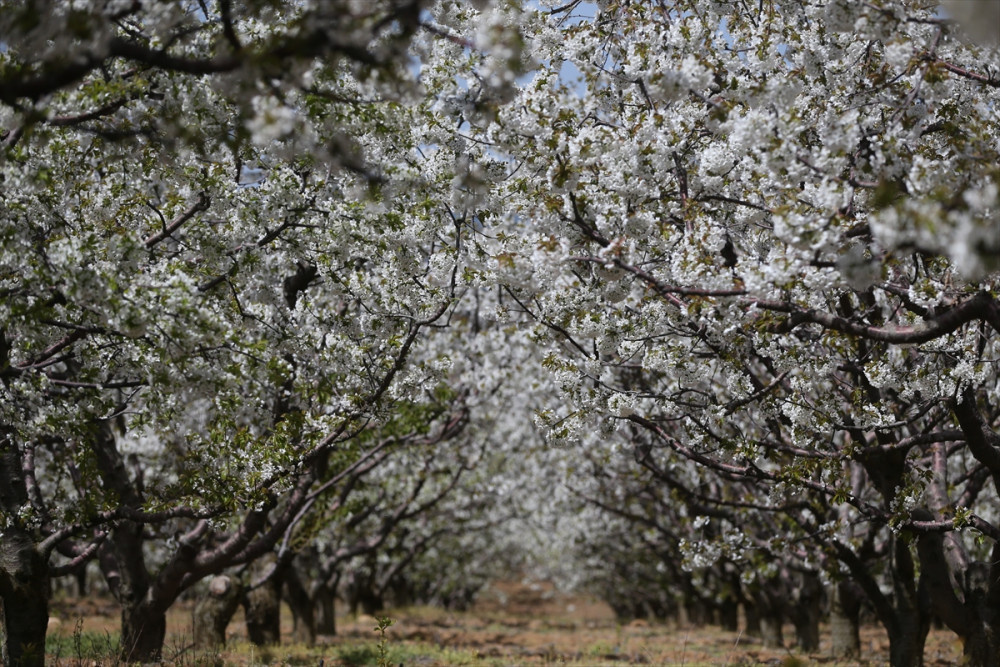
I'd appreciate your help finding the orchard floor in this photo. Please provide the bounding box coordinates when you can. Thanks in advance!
[46,580,963,666]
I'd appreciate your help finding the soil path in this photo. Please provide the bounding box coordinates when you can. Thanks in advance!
[47,579,962,665]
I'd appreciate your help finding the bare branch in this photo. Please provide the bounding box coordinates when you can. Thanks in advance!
[48,534,107,574]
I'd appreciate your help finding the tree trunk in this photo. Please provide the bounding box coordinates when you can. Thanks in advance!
[119,600,167,663]
[75,565,88,597]
[759,614,784,648]
[751,583,785,648]
[106,523,169,664]
[833,529,931,667]
[283,566,316,646]
[193,575,243,650]
[718,599,739,632]
[717,571,740,633]
[886,619,929,667]
[314,582,337,635]
[792,606,820,653]
[962,618,1000,667]
[0,532,50,667]
[954,562,1000,667]
[360,590,384,616]
[345,574,385,616]
[384,575,414,610]
[743,601,761,637]
[791,572,822,653]
[245,577,282,646]
[683,598,712,626]
[830,580,862,658]
[885,535,931,667]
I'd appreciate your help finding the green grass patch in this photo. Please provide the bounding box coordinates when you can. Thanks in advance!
[323,641,488,666]
[46,625,121,664]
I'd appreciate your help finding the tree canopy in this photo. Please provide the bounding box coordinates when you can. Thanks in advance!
[1,0,1000,665]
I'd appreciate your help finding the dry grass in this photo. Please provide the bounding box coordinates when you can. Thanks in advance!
[45,581,963,666]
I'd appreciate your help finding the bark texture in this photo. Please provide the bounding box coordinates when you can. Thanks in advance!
[283,566,316,646]
[245,556,283,647]
[751,580,786,649]
[314,581,337,635]
[718,599,739,632]
[193,575,243,649]
[0,532,49,667]
[830,580,863,658]
[119,600,167,664]
[791,572,822,653]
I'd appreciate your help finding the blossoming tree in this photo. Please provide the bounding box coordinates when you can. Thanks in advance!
[0,0,522,663]
[474,1,1000,664]
[3,0,1000,666]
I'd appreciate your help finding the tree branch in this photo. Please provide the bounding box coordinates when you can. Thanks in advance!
[757,290,997,344]
[144,192,210,249]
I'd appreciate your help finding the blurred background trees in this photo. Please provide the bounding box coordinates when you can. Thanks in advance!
[2,1,1000,666]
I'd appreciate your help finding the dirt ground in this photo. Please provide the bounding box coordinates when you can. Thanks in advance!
[47,580,963,666]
